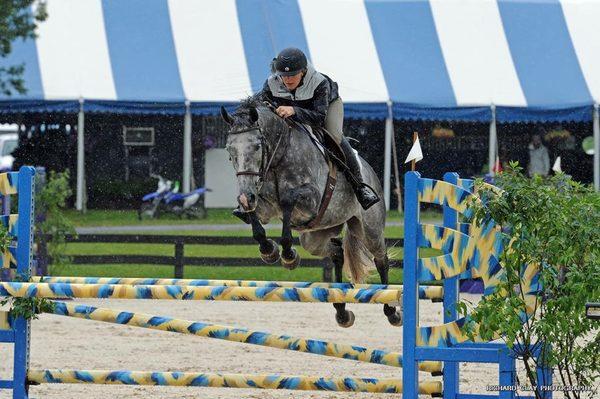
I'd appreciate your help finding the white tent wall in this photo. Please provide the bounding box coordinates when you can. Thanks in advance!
[204,149,238,208]
[561,0,600,102]
[36,0,116,100]
[168,0,252,101]
[429,0,526,106]
[299,0,388,102]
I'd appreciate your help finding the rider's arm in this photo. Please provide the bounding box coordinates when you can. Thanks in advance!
[292,80,330,127]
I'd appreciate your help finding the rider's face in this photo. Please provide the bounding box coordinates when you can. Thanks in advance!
[281,72,303,90]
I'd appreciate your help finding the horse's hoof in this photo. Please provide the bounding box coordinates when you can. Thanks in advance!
[281,249,300,270]
[387,311,403,326]
[260,239,280,264]
[336,310,355,328]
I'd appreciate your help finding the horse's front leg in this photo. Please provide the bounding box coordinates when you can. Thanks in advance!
[248,212,280,264]
[330,238,355,328]
[279,187,311,270]
[279,185,319,269]
[279,199,301,269]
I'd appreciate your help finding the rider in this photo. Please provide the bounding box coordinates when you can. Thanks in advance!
[254,47,379,210]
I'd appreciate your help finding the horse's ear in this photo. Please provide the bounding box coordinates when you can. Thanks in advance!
[249,107,259,124]
[221,106,233,125]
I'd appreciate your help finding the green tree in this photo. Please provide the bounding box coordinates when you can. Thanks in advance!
[0,0,47,96]
[461,164,600,399]
[37,170,76,274]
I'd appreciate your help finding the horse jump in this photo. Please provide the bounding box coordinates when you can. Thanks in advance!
[31,276,444,301]
[0,167,552,399]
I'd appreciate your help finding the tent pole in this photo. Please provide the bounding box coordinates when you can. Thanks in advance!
[488,104,497,176]
[594,103,599,191]
[383,101,393,211]
[183,101,192,193]
[76,98,86,212]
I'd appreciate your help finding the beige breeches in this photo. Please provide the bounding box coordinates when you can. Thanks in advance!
[325,97,344,145]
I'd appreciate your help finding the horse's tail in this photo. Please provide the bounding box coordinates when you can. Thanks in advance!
[342,231,375,283]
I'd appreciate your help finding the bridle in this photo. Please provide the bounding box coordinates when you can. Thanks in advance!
[228,122,289,193]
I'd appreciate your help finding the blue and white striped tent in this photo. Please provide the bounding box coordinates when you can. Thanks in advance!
[2,0,600,121]
[0,0,599,204]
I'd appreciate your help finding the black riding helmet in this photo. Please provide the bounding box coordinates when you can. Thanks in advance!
[273,47,307,76]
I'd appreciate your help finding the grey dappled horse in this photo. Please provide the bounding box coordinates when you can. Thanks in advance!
[221,98,401,327]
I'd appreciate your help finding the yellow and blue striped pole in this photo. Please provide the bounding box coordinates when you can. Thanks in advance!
[32,276,443,301]
[0,282,402,304]
[28,369,443,395]
[49,301,442,374]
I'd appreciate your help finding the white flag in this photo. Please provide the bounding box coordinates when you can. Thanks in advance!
[404,136,423,164]
[552,156,562,173]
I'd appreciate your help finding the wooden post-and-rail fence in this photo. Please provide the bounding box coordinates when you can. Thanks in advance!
[38,234,404,281]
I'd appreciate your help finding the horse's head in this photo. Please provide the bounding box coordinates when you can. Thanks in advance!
[222,100,269,212]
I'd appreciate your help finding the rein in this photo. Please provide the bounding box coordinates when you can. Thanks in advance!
[229,122,290,192]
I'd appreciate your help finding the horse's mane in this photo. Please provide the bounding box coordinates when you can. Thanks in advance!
[237,96,262,113]
[233,97,264,124]
[233,96,284,128]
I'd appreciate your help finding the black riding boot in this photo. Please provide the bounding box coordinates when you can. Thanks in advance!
[340,138,380,210]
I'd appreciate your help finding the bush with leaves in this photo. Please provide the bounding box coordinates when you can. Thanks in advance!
[460,163,599,399]
[37,170,76,274]
[0,224,53,321]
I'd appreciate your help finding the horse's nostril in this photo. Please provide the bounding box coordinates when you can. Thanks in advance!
[238,193,248,209]
[248,193,256,203]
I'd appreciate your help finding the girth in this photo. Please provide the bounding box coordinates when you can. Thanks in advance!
[302,159,337,230]
[290,122,339,231]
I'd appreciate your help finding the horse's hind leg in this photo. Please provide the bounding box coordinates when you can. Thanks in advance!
[300,226,354,327]
[356,208,403,327]
[375,255,402,326]
[248,212,280,263]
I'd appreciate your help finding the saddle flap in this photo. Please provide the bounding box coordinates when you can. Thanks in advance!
[299,124,326,156]
[298,123,346,165]
[314,126,346,164]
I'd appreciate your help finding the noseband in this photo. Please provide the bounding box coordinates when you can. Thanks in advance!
[228,124,289,188]
[228,125,265,177]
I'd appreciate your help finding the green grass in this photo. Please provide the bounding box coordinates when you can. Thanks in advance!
[65,243,320,259]
[57,208,441,285]
[64,242,436,260]
[66,209,442,228]
[65,208,239,227]
[57,241,438,285]
[85,227,405,237]
[87,227,406,237]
